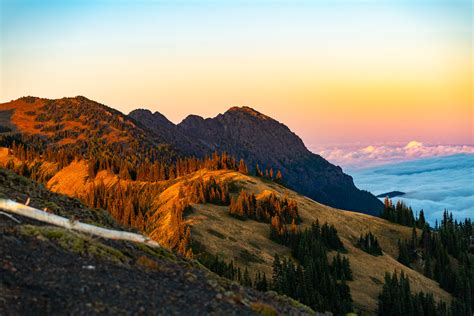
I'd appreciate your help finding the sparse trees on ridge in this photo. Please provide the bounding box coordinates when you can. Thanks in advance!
[228,190,299,226]
[358,231,383,256]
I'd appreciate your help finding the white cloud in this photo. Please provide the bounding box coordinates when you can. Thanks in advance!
[351,154,474,224]
[404,140,423,149]
[312,141,474,169]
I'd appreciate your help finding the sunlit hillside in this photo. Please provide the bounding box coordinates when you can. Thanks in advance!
[0,146,450,314]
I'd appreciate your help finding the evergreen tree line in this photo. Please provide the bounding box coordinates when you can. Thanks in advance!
[395,211,473,315]
[3,159,56,184]
[254,163,283,183]
[358,231,383,256]
[381,197,426,228]
[1,128,173,174]
[272,252,352,315]
[83,179,193,257]
[89,151,247,182]
[270,221,353,315]
[201,221,353,314]
[228,190,300,226]
[330,253,353,281]
[199,254,268,290]
[187,176,230,205]
[83,180,155,231]
[272,220,345,253]
[1,135,250,184]
[378,270,450,316]
[200,250,352,315]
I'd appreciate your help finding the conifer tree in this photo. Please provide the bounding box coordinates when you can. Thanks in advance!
[255,164,263,177]
[243,267,252,287]
[275,170,282,183]
[238,159,248,174]
[397,239,411,267]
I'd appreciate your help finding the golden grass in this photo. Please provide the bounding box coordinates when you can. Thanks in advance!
[0,149,450,314]
[181,170,451,314]
[47,160,90,197]
[0,98,46,135]
[0,98,130,144]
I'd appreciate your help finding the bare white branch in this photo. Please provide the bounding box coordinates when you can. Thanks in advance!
[0,199,161,248]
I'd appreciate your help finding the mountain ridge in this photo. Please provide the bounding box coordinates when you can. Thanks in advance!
[0,96,456,315]
[132,104,384,215]
[0,96,383,215]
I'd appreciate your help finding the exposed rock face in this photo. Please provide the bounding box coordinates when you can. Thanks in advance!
[178,107,309,161]
[129,109,204,156]
[132,106,383,215]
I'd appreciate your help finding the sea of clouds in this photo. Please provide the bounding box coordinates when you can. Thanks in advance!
[350,154,474,225]
[312,141,474,170]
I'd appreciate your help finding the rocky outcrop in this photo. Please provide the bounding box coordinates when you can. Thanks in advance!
[177,107,383,215]
[129,109,204,156]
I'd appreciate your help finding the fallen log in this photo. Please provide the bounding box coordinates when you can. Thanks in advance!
[0,199,161,248]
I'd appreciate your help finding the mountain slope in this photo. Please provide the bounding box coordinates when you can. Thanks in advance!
[178,107,383,215]
[0,96,456,314]
[0,96,176,161]
[1,96,382,215]
[0,168,315,315]
[0,147,449,314]
[155,169,450,314]
[131,106,383,215]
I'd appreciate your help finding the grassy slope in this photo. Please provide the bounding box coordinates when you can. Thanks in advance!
[0,148,451,314]
[0,97,131,144]
[0,168,316,315]
[161,170,452,314]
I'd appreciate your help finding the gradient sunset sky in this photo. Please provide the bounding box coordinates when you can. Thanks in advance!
[1,0,472,149]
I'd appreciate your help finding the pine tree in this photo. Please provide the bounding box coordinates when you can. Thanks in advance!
[243,267,252,287]
[275,170,283,183]
[397,239,411,267]
[238,159,248,174]
[424,255,433,278]
[272,254,282,292]
[255,164,263,177]
[417,209,426,228]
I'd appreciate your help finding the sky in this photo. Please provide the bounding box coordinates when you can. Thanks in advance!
[1,0,472,160]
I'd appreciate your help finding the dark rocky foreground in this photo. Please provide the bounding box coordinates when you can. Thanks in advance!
[0,169,316,316]
[0,222,310,315]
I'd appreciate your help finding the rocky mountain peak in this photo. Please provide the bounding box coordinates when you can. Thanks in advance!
[129,109,175,129]
[225,106,270,120]
[134,104,383,215]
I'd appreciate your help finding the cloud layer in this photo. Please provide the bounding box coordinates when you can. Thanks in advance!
[313,141,474,169]
[351,154,474,224]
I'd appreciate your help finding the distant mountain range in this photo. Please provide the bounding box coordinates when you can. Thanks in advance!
[130,106,383,215]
